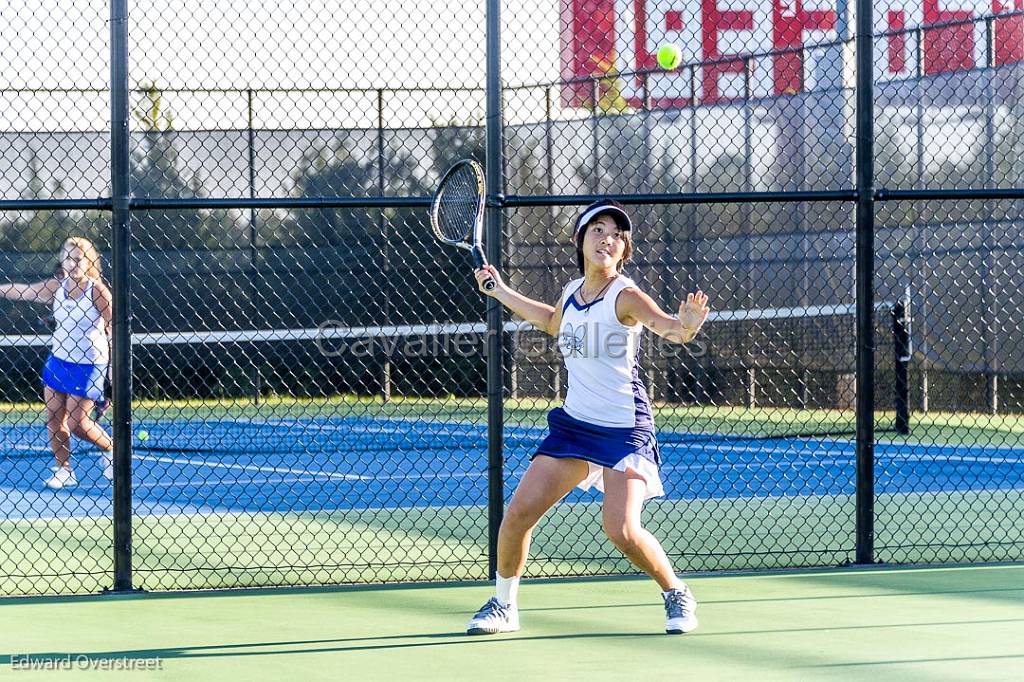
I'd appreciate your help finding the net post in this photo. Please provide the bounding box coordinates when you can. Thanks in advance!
[893,294,911,435]
[854,0,876,566]
[485,0,506,581]
[109,0,135,593]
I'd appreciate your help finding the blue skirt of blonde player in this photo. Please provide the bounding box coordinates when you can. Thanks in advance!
[0,237,114,489]
[465,200,710,636]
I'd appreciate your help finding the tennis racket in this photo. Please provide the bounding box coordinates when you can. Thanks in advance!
[430,159,495,291]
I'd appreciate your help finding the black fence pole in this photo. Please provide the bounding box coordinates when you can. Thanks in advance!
[247,89,261,405]
[914,28,929,415]
[377,88,392,402]
[742,57,755,409]
[854,0,876,565]
[544,85,560,400]
[485,0,506,580]
[590,78,599,194]
[109,0,135,592]
[983,18,998,416]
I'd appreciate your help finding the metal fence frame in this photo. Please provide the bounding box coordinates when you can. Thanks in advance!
[0,0,1021,593]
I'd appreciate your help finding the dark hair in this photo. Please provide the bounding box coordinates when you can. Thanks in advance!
[575,220,633,274]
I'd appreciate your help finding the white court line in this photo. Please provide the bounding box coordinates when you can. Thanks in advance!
[661,459,855,471]
[7,440,1020,473]
[134,453,368,481]
[232,417,489,438]
[669,440,1024,465]
[892,453,1024,466]
[227,417,1024,458]
[132,476,329,490]
[359,471,486,481]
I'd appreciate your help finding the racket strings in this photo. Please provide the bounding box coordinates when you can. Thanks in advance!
[435,167,480,242]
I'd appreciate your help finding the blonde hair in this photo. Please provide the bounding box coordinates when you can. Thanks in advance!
[60,237,103,281]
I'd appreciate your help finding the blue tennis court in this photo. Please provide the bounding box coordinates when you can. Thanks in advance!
[2,416,1022,520]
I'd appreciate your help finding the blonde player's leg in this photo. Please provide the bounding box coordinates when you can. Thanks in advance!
[467,455,588,635]
[43,386,75,489]
[67,394,113,481]
[602,467,697,634]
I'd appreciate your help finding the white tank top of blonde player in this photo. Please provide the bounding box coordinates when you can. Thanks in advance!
[556,275,654,429]
[51,278,109,365]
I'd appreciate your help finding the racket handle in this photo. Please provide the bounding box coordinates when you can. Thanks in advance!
[472,245,496,291]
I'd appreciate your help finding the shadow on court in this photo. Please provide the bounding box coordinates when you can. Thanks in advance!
[0,631,653,664]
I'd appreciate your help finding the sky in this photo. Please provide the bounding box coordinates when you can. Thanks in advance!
[0,0,562,130]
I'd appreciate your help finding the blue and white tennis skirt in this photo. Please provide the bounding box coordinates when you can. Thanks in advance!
[533,407,665,499]
[41,355,106,401]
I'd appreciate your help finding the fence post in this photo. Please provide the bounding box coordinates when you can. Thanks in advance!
[983,17,999,416]
[590,78,600,194]
[914,27,929,414]
[544,85,560,400]
[109,0,135,592]
[247,89,261,405]
[742,57,755,398]
[854,0,876,565]
[485,0,506,581]
[377,88,392,402]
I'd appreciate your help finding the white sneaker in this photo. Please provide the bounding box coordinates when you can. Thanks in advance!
[100,454,113,481]
[664,585,698,634]
[466,597,520,635]
[45,466,77,489]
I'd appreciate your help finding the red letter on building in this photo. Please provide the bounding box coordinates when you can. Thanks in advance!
[560,0,618,106]
[773,0,836,95]
[993,0,1024,65]
[922,0,975,74]
[701,0,754,102]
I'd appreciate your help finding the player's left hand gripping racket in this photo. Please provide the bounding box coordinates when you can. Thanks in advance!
[430,159,496,291]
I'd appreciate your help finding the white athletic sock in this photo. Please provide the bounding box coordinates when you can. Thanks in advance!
[496,574,520,607]
[662,580,686,597]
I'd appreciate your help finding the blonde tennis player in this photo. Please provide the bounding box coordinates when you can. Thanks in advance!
[466,200,709,636]
[0,237,113,489]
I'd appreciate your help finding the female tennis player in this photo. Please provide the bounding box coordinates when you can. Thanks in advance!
[466,200,709,636]
[0,237,113,489]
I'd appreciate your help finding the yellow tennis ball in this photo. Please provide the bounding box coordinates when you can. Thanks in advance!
[657,43,683,70]
[137,430,149,441]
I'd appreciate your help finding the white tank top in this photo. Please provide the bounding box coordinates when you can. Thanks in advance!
[51,278,109,365]
[556,275,653,429]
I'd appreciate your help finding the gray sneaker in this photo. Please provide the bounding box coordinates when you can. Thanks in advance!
[466,597,520,635]
[664,586,698,634]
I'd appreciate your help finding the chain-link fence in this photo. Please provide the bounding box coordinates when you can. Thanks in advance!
[0,1,1021,595]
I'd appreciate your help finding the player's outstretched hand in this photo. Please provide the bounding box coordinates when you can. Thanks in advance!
[679,290,710,334]
[474,265,506,297]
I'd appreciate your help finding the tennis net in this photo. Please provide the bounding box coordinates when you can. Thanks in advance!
[0,299,909,458]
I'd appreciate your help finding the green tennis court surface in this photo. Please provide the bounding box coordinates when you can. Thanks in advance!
[2,396,1023,592]
[1,565,1021,680]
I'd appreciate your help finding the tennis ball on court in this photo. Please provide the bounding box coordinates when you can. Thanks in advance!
[657,43,683,70]
[137,430,149,441]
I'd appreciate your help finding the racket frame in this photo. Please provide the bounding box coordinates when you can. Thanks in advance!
[430,159,495,291]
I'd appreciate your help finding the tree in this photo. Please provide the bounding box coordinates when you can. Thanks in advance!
[429,122,485,175]
[571,56,644,196]
[0,143,100,253]
[131,83,206,249]
[584,54,633,115]
[286,136,373,247]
